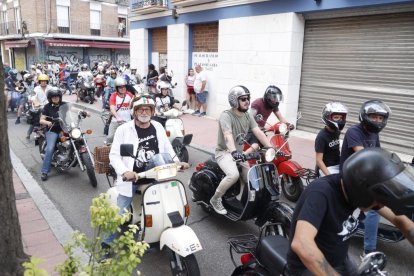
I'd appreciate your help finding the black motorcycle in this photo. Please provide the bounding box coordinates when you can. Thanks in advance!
[35,103,97,187]
[78,76,96,104]
[228,223,388,276]
[189,148,293,231]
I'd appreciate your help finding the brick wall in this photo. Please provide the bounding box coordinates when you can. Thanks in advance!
[192,22,218,52]
[152,27,167,53]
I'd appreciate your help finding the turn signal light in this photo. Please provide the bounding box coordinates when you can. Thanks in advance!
[85,129,93,135]
[145,215,153,227]
[166,130,171,137]
[195,163,204,172]
[184,204,190,217]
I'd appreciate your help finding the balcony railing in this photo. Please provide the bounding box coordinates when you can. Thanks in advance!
[0,21,22,36]
[50,19,128,38]
[172,0,216,7]
[131,0,168,15]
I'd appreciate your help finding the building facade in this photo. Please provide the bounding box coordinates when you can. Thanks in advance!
[0,0,130,71]
[129,0,414,154]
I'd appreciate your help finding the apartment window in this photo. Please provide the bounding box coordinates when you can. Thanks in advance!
[56,0,70,33]
[90,3,101,36]
[118,6,128,37]
[2,5,8,35]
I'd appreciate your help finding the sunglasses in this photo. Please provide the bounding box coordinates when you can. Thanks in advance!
[239,97,250,102]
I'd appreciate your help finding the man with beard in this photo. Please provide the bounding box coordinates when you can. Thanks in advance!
[100,95,189,259]
[210,86,272,215]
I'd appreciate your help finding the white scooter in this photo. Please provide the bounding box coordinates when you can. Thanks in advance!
[107,146,202,275]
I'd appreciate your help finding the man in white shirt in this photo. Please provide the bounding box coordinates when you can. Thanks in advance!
[193,64,209,117]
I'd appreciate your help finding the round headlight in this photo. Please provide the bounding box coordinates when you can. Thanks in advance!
[71,128,82,139]
[279,123,288,135]
[265,148,276,162]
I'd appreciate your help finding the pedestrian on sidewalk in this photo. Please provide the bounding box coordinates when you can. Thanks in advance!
[339,99,391,256]
[185,68,196,112]
[193,65,208,117]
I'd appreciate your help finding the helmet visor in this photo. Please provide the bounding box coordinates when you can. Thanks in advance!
[268,91,283,104]
[371,164,414,216]
[364,102,391,117]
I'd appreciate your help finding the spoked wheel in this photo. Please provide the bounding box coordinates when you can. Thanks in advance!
[281,174,303,203]
[168,249,200,276]
[80,152,98,187]
[176,146,189,163]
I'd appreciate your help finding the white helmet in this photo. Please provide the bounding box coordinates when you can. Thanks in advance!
[158,81,170,90]
[130,95,155,116]
[322,102,348,131]
[23,73,33,82]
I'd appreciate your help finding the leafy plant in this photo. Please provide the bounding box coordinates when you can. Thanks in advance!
[22,257,48,276]
[24,193,148,275]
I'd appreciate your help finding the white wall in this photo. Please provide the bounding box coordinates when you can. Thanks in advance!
[216,12,305,123]
[130,28,148,79]
[167,24,189,103]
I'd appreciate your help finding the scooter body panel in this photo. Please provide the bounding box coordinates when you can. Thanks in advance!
[277,160,302,177]
[160,225,202,257]
[141,180,188,244]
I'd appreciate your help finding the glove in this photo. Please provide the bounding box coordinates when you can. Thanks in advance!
[231,151,245,161]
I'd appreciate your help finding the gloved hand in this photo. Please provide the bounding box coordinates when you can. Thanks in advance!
[287,123,295,131]
[231,151,246,161]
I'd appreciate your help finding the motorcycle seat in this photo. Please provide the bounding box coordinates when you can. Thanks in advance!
[256,235,289,275]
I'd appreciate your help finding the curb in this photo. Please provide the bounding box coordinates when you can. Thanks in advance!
[10,149,89,263]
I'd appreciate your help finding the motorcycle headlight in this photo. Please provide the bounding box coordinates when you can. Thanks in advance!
[264,148,276,162]
[70,128,82,139]
[279,123,288,135]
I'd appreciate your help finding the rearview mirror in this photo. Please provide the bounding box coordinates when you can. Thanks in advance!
[120,144,134,157]
[255,114,264,123]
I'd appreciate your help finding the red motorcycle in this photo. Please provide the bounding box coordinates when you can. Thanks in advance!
[94,75,106,98]
[245,115,316,202]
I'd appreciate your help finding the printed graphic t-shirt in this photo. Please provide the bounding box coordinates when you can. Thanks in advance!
[109,91,134,123]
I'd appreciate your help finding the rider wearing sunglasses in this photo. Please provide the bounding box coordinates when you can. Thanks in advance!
[210,86,272,215]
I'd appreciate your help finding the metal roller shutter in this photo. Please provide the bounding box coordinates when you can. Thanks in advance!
[298,12,414,154]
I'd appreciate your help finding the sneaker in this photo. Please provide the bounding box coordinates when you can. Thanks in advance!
[192,110,200,116]
[41,173,48,181]
[15,117,21,124]
[198,112,206,117]
[210,197,227,215]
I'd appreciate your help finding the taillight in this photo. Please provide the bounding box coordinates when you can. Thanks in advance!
[195,162,204,171]
[145,215,153,227]
[184,204,190,217]
[166,130,171,137]
[240,253,254,265]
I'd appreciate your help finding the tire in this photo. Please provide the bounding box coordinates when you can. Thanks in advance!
[281,174,303,203]
[176,146,189,163]
[168,250,200,276]
[80,152,98,187]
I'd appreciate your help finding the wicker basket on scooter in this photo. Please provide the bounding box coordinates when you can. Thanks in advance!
[94,145,111,174]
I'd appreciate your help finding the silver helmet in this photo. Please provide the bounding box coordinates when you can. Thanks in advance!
[228,85,250,109]
[322,102,348,131]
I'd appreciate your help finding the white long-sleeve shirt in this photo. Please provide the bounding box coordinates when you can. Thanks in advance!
[30,85,52,106]
[109,120,179,197]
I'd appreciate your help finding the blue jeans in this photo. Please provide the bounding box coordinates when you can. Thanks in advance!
[363,210,380,253]
[103,185,137,245]
[41,131,59,174]
[103,87,115,109]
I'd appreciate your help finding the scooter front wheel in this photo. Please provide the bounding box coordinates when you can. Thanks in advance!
[281,174,303,203]
[168,249,200,276]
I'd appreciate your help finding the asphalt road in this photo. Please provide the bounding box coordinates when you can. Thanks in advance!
[7,110,414,276]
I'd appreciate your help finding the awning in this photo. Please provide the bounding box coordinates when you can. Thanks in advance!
[44,39,129,49]
[4,39,30,49]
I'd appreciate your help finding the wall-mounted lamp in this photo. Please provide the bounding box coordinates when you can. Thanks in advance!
[172,8,179,20]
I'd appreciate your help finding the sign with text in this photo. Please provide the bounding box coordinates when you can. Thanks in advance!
[192,52,218,72]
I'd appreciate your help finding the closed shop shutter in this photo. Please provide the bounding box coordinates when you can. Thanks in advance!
[298,12,414,154]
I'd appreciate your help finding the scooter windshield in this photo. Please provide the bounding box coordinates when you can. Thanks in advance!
[58,103,80,132]
[145,153,174,171]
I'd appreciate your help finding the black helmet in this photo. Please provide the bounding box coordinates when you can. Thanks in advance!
[47,87,62,103]
[342,148,414,217]
[359,100,391,133]
[264,85,283,109]
[322,102,348,131]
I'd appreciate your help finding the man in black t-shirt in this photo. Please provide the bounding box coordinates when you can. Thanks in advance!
[315,102,348,176]
[38,88,65,181]
[287,148,414,276]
